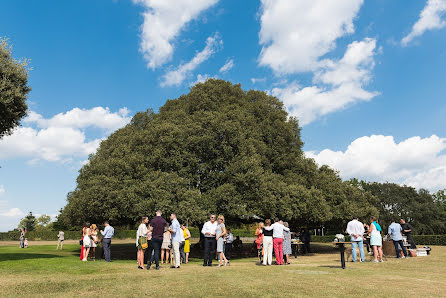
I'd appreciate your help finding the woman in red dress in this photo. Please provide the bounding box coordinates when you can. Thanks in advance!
[255,222,264,264]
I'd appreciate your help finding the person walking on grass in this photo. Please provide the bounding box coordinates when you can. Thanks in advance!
[346,216,365,262]
[388,219,408,259]
[262,219,274,266]
[100,220,114,262]
[136,216,149,269]
[57,230,64,250]
[149,210,168,270]
[202,214,218,266]
[169,213,183,269]
[19,227,26,249]
[369,217,383,262]
[216,215,229,267]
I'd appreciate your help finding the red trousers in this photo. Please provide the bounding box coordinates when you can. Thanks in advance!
[273,238,284,265]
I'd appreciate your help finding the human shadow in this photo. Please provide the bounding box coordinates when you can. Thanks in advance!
[0,253,63,262]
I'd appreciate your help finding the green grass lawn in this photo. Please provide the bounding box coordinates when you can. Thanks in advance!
[1,243,445,297]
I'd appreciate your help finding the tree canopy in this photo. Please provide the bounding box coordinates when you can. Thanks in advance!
[57,80,376,229]
[0,38,30,138]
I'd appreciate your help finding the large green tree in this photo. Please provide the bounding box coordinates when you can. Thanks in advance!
[57,80,376,229]
[0,38,30,138]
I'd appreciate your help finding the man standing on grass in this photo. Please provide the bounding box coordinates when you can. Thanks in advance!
[388,219,408,258]
[100,220,114,262]
[149,210,168,270]
[400,218,416,249]
[169,213,183,269]
[201,214,218,266]
[346,216,365,262]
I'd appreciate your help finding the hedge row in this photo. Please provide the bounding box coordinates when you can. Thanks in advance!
[2,230,444,245]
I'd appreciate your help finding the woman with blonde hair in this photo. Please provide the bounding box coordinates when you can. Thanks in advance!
[82,223,91,262]
[136,216,149,269]
[161,228,171,264]
[255,222,264,264]
[90,224,99,261]
[181,224,191,264]
[369,216,384,262]
[216,215,229,267]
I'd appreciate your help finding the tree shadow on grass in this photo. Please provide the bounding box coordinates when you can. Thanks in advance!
[0,253,63,262]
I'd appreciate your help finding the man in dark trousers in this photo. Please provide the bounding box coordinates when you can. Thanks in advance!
[100,221,114,262]
[149,210,168,270]
[201,214,217,266]
[400,218,416,249]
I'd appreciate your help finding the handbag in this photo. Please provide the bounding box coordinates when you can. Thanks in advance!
[139,236,148,249]
[79,239,83,246]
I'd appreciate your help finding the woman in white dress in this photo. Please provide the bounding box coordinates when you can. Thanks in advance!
[90,224,98,261]
[369,216,383,262]
[216,215,229,267]
[82,223,92,262]
[136,216,149,269]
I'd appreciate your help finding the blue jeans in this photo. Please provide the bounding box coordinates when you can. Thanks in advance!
[393,240,408,258]
[351,240,365,262]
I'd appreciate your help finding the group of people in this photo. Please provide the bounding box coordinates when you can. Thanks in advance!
[80,221,114,262]
[19,227,28,248]
[347,216,417,262]
[254,218,292,266]
[136,211,191,270]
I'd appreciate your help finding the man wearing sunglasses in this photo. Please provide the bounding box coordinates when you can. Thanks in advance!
[201,214,218,266]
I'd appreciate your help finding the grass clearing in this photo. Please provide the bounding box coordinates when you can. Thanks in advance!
[1,242,445,297]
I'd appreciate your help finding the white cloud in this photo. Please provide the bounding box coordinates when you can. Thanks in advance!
[0,185,4,196]
[306,135,446,191]
[190,74,217,86]
[160,33,223,87]
[251,77,266,84]
[219,58,234,73]
[0,207,25,217]
[0,107,131,162]
[134,0,219,69]
[402,0,446,46]
[258,0,364,74]
[272,38,379,125]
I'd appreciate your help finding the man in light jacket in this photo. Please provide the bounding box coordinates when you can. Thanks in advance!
[346,216,365,262]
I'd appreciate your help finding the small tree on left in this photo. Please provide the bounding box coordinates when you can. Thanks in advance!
[0,37,31,139]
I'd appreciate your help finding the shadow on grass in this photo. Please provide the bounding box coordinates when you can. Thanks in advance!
[0,253,63,262]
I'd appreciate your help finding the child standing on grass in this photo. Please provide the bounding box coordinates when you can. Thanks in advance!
[24,238,28,248]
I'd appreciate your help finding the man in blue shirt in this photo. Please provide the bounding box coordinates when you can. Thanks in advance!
[100,220,114,262]
[388,220,408,258]
[169,214,184,268]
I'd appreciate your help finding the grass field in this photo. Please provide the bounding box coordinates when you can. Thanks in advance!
[1,242,445,297]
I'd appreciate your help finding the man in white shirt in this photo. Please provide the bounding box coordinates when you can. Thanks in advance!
[264,218,290,265]
[201,214,218,266]
[346,216,365,262]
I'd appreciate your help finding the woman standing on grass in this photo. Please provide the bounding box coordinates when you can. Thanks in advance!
[82,223,92,261]
[161,228,171,264]
[19,228,26,248]
[136,216,149,269]
[216,215,229,267]
[90,224,98,261]
[181,224,191,263]
[369,217,384,262]
[255,222,264,264]
[262,219,274,266]
[283,222,292,265]
[80,223,88,260]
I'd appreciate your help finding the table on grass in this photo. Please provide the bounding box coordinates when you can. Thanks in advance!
[332,242,351,269]
[291,242,304,258]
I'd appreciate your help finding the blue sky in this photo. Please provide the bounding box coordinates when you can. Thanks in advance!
[1,0,446,231]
